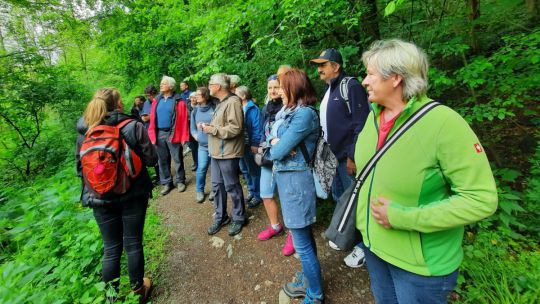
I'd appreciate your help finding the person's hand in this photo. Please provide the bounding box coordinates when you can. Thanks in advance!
[346,157,356,176]
[270,138,280,145]
[371,196,391,229]
[250,146,258,154]
[197,122,204,130]
[202,123,212,134]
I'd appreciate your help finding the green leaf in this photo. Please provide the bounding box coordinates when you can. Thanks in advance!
[384,1,396,16]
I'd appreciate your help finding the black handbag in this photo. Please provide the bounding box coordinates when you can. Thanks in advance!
[325,102,441,251]
[254,144,273,167]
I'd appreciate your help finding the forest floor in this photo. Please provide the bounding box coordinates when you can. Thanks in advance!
[150,152,374,304]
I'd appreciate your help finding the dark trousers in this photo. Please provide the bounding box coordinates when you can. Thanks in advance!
[211,158,245,223]
[156,130,186,185]
[92,197,148,290]
[188,135,199,168]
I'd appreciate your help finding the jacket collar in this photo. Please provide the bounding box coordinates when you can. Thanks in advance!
[328,71,346,90]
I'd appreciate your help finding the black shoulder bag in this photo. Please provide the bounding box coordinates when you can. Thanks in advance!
[324,102,441,251]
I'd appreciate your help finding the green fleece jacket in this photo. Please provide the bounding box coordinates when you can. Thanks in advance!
[354,95,498,276]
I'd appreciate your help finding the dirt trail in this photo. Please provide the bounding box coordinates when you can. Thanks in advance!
[151,154,374,304]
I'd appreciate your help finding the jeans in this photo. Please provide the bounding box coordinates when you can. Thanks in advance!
[290,226,324,300]
[211,158,245,223]
[259,166,276,199]
[92,198,148,290]
[361,244,458,304]
[239,146,261,199]
[195,146,211,193]
[156,130,185,185]
[332,159,353,203]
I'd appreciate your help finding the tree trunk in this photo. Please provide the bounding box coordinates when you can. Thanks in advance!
[526,0,538,21]
[360,0,380,44]
[468,0,480,54]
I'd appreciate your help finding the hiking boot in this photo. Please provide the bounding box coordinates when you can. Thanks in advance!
[282,231,295,256]
[257,224,283,241]
[132,277,152,304]
[244,194,253,204]
[160,184,173,196]
[247,197,262,208]
[208,191,215,201]
[228,220,244,236]
[283,271,307,298]
[344,246,365,268]
[207,217,230,235]
[195,192,205,204]
[177,182,186,192]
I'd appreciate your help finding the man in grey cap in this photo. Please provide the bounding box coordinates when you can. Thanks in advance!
[311,48,370,268]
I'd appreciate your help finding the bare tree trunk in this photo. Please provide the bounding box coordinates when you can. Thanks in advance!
[0,28,6,54]
[468,0,480,54]
[526,0,538,21]
[360,0,380,43]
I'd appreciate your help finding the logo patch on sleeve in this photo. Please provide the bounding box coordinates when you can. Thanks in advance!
[474,143,483,153]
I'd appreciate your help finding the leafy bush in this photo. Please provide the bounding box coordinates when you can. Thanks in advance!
[0,164,165,303]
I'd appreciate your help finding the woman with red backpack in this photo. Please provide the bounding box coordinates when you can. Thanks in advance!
[76,88,157,303]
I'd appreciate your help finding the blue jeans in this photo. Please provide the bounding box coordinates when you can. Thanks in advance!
[239,146,261,199]
[361,244,458,304]
[93,197,148,290]
[195,147,211,193]
[332,159,353,203]
[290,226,324,300]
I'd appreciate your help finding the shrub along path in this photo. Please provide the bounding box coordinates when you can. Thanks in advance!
[150,153,373,304]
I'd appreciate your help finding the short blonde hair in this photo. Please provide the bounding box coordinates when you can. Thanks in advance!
[362,39,429,100]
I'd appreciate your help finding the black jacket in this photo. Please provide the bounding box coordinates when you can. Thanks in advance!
[76,111,157,207]
[323,72,370,161]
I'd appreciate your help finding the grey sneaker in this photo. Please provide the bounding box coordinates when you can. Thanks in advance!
[283,271,308,298]
[208,191,215,201]
[207,217,230,235]
[177,183,186,192]
[160,184,173,196]
[228,220,244,236]
[195,192,205,204]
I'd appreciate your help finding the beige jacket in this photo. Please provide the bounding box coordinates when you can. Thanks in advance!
[207,94,244,159]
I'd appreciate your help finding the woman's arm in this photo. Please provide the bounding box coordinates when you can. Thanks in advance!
[269,108,316,161]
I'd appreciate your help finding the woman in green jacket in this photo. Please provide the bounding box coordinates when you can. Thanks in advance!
[355,39,498,303]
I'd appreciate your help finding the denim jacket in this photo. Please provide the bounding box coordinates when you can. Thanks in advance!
[268,106,319,172]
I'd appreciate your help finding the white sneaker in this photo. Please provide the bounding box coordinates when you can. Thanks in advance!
[328,240,341,251]
[344,246,365,268]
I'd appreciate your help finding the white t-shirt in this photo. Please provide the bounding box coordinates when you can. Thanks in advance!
[320,87,331,140]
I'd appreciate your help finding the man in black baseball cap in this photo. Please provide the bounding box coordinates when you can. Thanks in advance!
[310,48,370,268]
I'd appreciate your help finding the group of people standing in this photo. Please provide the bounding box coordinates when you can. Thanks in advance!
[76,39,498,304]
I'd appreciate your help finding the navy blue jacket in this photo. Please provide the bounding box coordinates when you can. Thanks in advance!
[323,72,369,161]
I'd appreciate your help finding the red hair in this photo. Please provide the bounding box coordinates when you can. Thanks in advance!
[279,68,317,108]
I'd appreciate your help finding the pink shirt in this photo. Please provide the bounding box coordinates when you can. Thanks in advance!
[376,109,401,150]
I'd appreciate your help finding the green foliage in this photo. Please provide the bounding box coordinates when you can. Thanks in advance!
[458,228,540,303]
[0,164,165,303]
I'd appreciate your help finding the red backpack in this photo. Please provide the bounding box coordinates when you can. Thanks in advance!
[80,119,143,197]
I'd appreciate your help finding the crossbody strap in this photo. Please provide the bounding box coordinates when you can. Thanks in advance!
[337,101,441,232]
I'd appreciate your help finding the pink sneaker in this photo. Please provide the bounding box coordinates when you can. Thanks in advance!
[257,225,283,241]
[282,232,295,256]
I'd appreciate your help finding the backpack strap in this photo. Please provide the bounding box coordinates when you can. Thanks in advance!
[337,101,441,232]
[339,77,355,115]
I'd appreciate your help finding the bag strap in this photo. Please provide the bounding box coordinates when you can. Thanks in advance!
[298,106,320,167]
[337,101,441,232]
[339,77,355,115]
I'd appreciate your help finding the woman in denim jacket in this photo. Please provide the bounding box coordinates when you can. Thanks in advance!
[268,69,324,304]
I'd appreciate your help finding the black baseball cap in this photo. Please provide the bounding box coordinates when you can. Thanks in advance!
[310,48,343,65]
